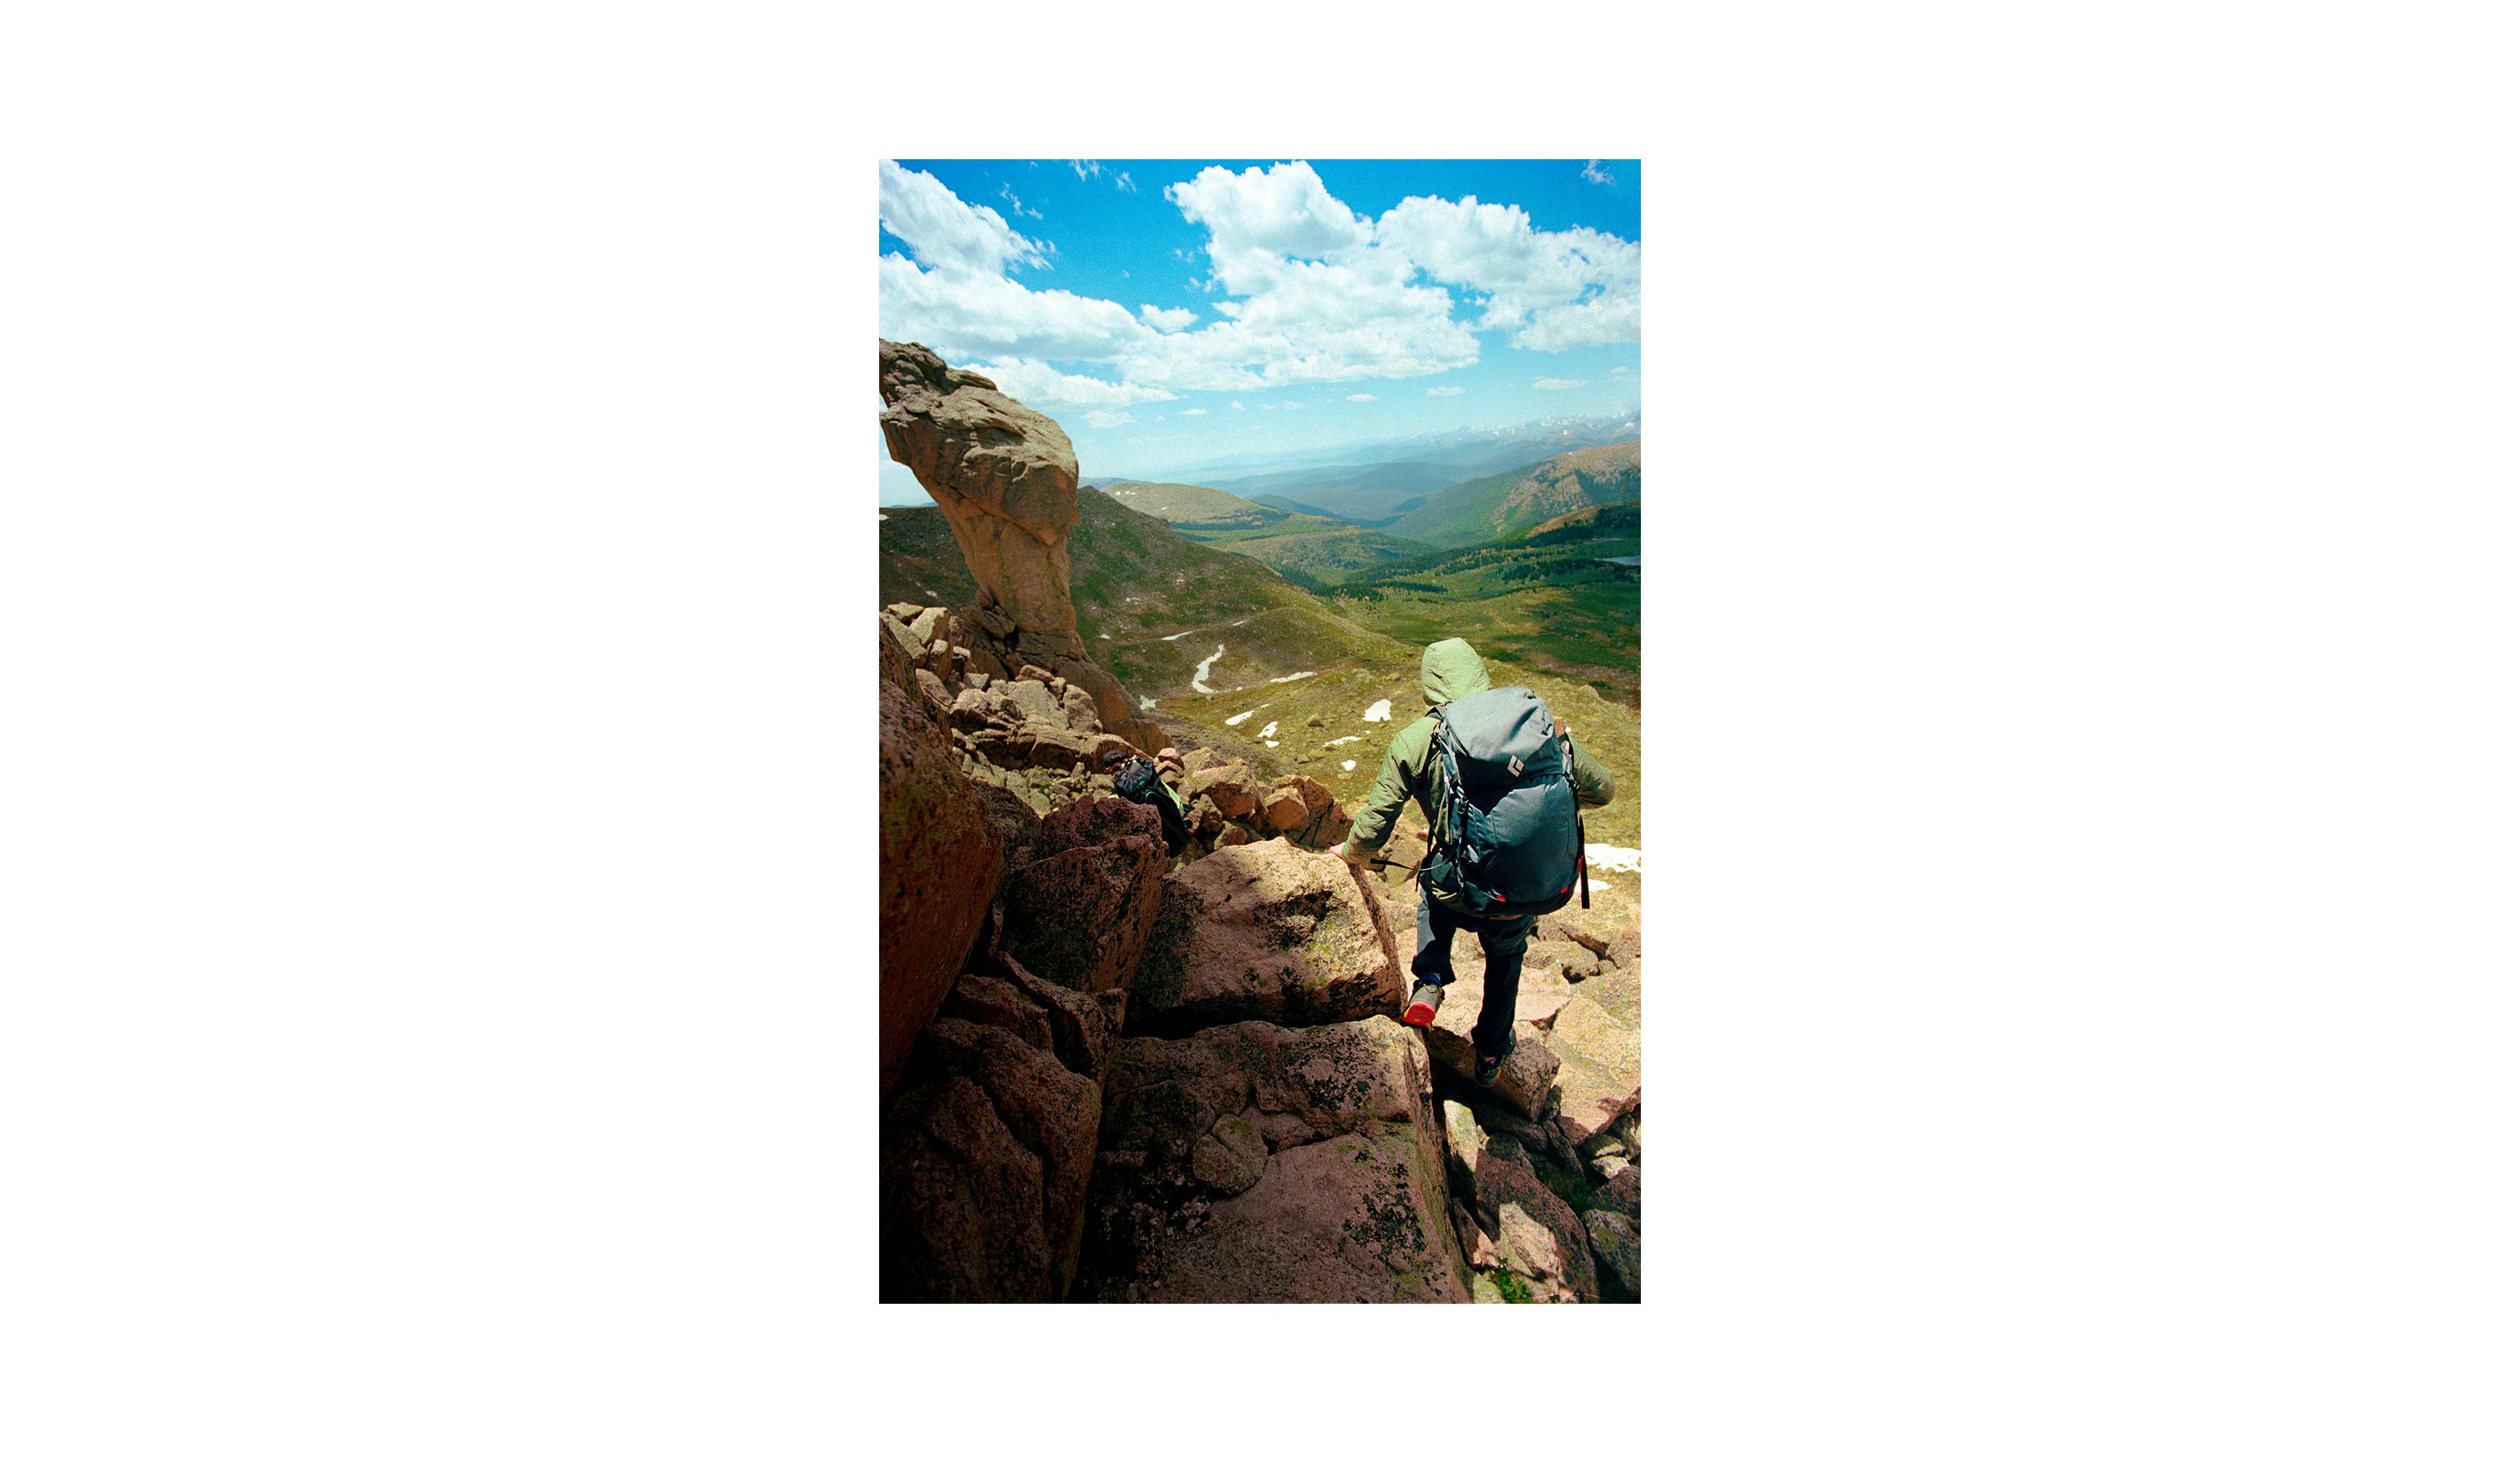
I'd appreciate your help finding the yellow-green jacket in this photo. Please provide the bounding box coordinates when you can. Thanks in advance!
[1337,639,1616,901]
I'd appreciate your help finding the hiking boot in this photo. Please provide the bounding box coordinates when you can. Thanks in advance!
[1402,980,1444,1027]
[1474,1030,1518,1087]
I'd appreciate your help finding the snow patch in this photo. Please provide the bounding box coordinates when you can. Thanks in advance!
[1161,631,1193,642]
[1224,709,1255,726]
[1190,645,1226,693]
[1323,735,1362,748]
[1099,632,1111,639]
[877,513,888,522]
[1585,844,1643,874]
[1257,721,1277,739]
[1341,760,1356,771]
[1266,670,1315,684]
[1264,740,1278,748]
[1362,699,1392,722]
[1138,696,1156,711]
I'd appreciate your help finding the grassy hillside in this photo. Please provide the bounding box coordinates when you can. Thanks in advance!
[1179,519,1427,585]
[1384,440,1642,548]
[876,491,1640,846]
[1179,659,1640,849]
[879,492,1400,702]
[1094,480,1294,528]
[1308,501,1642,709]
[1525,500,1642,544]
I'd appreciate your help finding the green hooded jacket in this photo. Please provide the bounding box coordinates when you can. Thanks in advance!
[1338,639,1616,886]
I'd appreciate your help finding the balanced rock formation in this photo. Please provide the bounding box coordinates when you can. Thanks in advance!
[878,341,1161,752]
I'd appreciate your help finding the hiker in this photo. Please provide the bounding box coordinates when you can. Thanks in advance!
[1337,639,1616,1086]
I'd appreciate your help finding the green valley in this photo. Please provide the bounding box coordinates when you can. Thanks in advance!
[879,487,1642,847]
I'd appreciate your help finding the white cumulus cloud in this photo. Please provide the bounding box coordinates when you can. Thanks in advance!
[880,160,1048,276]
[1346,392,1377,402]
[1114,171,1135,192]
[1583,159,1615,186]
[1426,384,1465,395]
[1081,408,1133,428]
[1372,193,1640,351]
[1230,400,1245,410]
[878,159,1637,407]
[1179,407,1207,415]
[962,358,1176,409]
[1531,377,1588,390]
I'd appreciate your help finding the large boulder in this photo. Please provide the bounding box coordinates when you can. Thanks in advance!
[1256,784,1310,834]
[1545,993,1641,1143]
[999,798,1167,995]
[986,950,1120,1083]
[1000,675,1066,726]
[1418,991,1561,1123]
[1468,1141,1599,1302]
[878,680,1004,1094]
[1127,841,1403,1037]
[1180,762,1258,819]
[1596,1162,1640,1223]
[937,971,1056,1055]
[1037,796,1159,856]
[1059,684,1101,734]
[1584,1210,1641,1300]
[1078,1018,1468,1302]
[879,1018,1103,1302]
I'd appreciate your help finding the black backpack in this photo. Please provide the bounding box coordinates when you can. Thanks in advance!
[1111,755,1190,855]
[1421,686,1587,918]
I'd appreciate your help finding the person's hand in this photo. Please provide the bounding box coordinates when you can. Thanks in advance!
[1336,839,1373,869]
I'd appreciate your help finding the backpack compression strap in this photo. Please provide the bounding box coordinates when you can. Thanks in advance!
[1557,716,1590,911]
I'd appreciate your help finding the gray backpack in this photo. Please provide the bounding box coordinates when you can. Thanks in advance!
[1421,686,1587,919]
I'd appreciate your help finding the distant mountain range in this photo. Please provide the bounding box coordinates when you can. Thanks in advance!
[1385,439,1642,546]
[1073,408,1639,498]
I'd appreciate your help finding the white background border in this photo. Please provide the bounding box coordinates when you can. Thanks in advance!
[6,2,2516,1456]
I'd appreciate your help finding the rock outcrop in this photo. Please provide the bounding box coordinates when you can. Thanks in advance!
[1077,1018,1468,1302]
[998,798,1169,995]
[878,670,1005,1095]
[1127,841,1403,1037]
[1544,974,1641,1143]
[879,341,1162,752]
[1583,1210,1641,1299]
[879,1016,1102,1302]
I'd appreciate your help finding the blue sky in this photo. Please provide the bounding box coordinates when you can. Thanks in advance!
[878,158,1641,496]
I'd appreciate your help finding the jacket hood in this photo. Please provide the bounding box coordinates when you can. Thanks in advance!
[1419,638,1490,708]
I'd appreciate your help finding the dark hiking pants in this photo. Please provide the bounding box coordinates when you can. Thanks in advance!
[1412,897,1535,1059]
